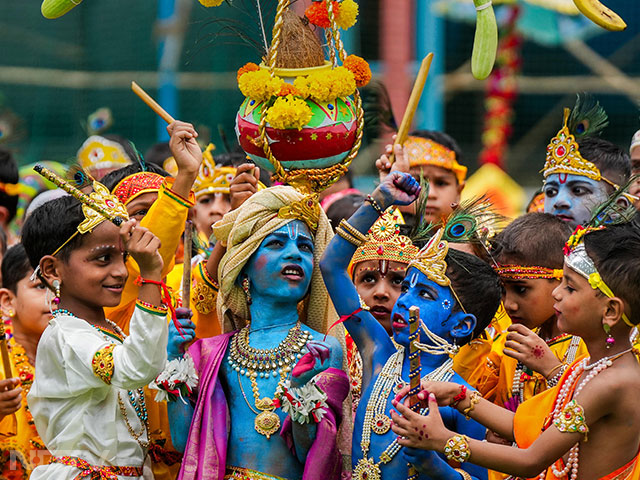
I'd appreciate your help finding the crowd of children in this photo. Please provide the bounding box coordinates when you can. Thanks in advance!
[0,88,638,480]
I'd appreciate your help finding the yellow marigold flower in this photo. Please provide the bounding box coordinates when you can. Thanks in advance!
[277,83,302,97]
[266,95,313,130]
[199,0,225,6]
[343,54,371,87]
[238,70,284,102]
[336,0,358,30]
[305,67,356,103]
[237,62,260,81]
[293,77,311,99]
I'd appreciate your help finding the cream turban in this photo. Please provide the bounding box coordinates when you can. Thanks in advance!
[212,185,337,335]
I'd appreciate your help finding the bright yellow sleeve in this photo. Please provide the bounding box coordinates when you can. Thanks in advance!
[190,260,221,339]
[105,178,194,333]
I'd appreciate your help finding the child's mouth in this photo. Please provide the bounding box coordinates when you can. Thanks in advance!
[392,313,408,330]
[104,284,124,293]
[370,306,390,321]
[281,264,304,282]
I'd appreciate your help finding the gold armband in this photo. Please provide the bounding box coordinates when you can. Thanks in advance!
[444,434,471,463]
[92,344,116,385]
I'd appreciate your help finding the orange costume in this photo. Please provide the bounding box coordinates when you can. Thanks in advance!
[0,338,51,477]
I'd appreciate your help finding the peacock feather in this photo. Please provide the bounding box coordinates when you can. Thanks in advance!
[408,176,432,244]
[440,197,503,245]
[65,164,95,190]
[587,176,638,229]
[567,93,609,138]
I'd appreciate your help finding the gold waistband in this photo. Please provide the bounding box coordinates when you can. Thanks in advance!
[225,466,287,480]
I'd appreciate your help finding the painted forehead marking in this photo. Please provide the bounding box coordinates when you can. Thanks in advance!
[409,272,419,288]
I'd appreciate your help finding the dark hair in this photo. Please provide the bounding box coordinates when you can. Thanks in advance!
[143,142,172,167]
[584,222,640,326]
[0,228,6,256]
[100,163,169,192]
[577,136,630,188]
[1,244,32,293]
[0,148,19,222]
[446,248,502,340]
[409,130,464,166]
[326,193,365,232]
[22,196,85,269]
[492,213,572,269]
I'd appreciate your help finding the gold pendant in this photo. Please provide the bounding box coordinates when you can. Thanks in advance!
[371,413,391,435]
[353,458,381,480]
[255,410,281,439]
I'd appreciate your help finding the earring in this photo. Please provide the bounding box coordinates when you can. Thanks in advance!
[7,309,14,318]
[52,280,61,306]
[603,323,615,349]
[242,276,252,305]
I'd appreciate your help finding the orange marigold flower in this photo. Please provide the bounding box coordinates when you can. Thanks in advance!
[277,83,302,97]
[343,54,371,87]
[237,62,260,81]
[305,1,340,29]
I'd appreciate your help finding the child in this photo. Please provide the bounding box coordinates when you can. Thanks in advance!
[392,220,640,479]
[376,130,467,226]
[320,172,502,480]
[542,95,631,229]
[477,213,587,410]
[0,244,51,476]
[22,186,168,479]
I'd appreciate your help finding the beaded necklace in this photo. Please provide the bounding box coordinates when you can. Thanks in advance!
[51,309,149,452]
[539,348,633,480]
[353,347,455,480]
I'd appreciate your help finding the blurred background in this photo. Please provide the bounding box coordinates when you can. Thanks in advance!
[0,0,638,191]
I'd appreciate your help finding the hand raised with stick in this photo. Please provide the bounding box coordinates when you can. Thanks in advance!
[391,393,452,451]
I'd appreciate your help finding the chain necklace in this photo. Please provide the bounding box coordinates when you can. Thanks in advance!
[353,350,455,480]
[230,323,311,438]
[52,308,149,452]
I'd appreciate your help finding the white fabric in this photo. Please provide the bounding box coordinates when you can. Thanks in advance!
[27,306,168,480]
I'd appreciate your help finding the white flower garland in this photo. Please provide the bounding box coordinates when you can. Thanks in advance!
[149,354,199,404]
[275,378,329,424]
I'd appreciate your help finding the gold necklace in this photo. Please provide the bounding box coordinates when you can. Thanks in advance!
[237,369,288,439]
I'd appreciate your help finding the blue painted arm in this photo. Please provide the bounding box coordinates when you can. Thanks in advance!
[168,397,195,453]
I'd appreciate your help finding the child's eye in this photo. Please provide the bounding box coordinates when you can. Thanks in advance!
[515,286,528,295]
[544,187,558,198]
[419,289,434,300]
[401,284,409,293]
[96,254,111,262]
[132,209,148,218]
[435,179,450,187]
[572,186,590,196]
[362,273,377,284]
[35,283,46,290]
[565,284,575,293]
[266,239,283,248]
[298,242,313,253]
[391,277,403,286]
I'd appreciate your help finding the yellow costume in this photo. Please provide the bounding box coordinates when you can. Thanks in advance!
[0,338,51,477]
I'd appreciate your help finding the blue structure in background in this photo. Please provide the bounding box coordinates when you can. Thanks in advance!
[157,0,179,141]
[416,0,444,131]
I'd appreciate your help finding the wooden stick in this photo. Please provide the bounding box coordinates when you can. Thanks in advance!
[407,306,422,480]
[131,81,176,124]
[388,53,434,165]
[0,323,13,383]
[182,221,193,311]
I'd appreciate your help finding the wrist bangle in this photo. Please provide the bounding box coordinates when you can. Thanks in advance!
[336,226,365,247]
[455,469,473,480]
[546,364,567,388]
[546,362,565,379]
[338,219,368,244]
[451,385,467,408]
[444,434,471,463]
[365,194,385,216]
[462,391,480,420]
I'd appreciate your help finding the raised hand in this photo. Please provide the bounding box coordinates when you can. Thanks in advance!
[372,171,421,211]
[391,393,451,451]
[167,307,196,360]
[120,219,164,278]
[290,341,331,388]
[375,136,411,183]
[504,323,560,378]
[394,380,463,408]
[230,163,261,211]
[0,378,22,420]
[167,121,202,177]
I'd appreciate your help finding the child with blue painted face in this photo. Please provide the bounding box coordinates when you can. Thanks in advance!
[542,95,631,229]
[320,172,502,480]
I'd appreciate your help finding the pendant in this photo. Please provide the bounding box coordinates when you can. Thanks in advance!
[353,458,381,480]
[393,382,407,394]
[371,413,391,435]
[255,410,281,439]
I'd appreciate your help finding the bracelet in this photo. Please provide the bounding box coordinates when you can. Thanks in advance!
[546,362,565,380]
[365,194,385,216]
[455,468,473,480]
[451,385,467,408]
[136,299,169,315]
[444,434,471,463]
[336,226,366,247]
[462,391,481,420]
[274,379,329,424]
[135,276,178,325]
[338,219,368,244]
[546,364,567,388]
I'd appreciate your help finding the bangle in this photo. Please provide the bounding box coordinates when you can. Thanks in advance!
[546,364,567,388]
[136,299,169,315]
[451,385,467,408]
[135,276,178,325]
[546,362,565,380]
[462,391,480,420]
[365,194,385,216]
[338,219,368,244]
[455,469,473,480]
[444,434,471,463]
[336,226,365,247]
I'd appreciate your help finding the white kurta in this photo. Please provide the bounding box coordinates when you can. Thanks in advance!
[27,306,168,480]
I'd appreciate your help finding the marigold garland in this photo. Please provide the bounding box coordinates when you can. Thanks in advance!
[198,0,225,6]
[237,62,260,81]
[238,70,284,102]
[277,83,302,97]
[336,0,359,29]
[297,67,355,103]
[343,55,371,87]
[266,95,313,130]
[305,1,341,29]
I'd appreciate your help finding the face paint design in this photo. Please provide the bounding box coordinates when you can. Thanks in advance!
[543,173,610,228]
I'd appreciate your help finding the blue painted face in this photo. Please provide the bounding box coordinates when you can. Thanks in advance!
[390,267,466,348]
[543,173,610,229]
[242,220,315,303]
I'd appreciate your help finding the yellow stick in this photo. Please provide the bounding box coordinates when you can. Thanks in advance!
[182,221,193,311]
[388,53,434,165]
[131,81,176,124]
[0,323,12,384]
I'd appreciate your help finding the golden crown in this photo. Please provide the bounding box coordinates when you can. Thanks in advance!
[542,109,602,182]
[407,228,450,287]
[349,209,418,274]
[78,181,130,234]
[77,136,130,176]
[194,144,238,198]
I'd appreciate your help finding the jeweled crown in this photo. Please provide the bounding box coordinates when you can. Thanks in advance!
[194,144,237,198]
[78,181,130,234]
[407,228,450,287]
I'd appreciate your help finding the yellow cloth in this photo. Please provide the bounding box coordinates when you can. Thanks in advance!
[0,339,51,477]
[454,303,511,386]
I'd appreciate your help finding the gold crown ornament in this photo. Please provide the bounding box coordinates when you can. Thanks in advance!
[194,144,237,198]
[77,135,131,178]
[349,209,419,276]
[407,228,450,287]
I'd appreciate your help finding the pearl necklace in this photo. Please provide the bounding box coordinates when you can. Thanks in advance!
[539,348,632,480]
